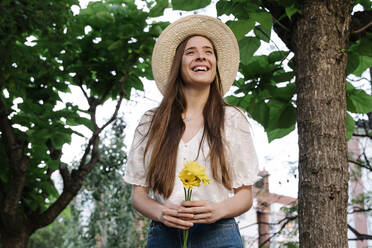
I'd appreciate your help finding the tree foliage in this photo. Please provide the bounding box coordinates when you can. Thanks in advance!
[0,0,164,247]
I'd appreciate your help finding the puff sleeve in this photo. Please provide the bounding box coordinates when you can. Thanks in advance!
[225,107,260,188]
[123,111,153,187]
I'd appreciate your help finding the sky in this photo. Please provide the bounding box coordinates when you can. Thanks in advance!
[61,0,300,198]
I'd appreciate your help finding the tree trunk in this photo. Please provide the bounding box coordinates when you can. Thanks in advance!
[294,1,353,247]
[1,229,30,248]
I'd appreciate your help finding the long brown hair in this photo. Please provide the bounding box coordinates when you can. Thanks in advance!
[144,36,232,198]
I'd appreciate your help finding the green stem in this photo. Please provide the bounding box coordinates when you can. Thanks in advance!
[183,188,192,247]
[183,229,189,248]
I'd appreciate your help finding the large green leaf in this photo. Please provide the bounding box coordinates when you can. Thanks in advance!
[149,0,169,17]
[346,82,372,113]
[249,11,272,31]
[225,94,253,110]
[240,55,276,79]
[267,125,296,143]
[226,19,255,41]
[268,51,290,64]
[352,55,372,77]
[249,99,270,128]
[267,99,296,130]
[171,0,211,10]
[254,24,271,43]
[269,83,296,101]
[239,37,261,65]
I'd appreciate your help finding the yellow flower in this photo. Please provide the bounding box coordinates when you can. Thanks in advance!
[178,161,210,190]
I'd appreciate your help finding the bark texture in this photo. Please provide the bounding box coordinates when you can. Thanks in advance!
[294,1,353,247]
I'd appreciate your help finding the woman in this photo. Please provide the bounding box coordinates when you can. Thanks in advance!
[124,15,259,247]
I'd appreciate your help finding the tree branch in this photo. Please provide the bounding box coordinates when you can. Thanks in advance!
[348,224,372,240]
[260,215,298,247]
[352,21,372,34]
[352,133,372,139]
[350,10,372,41]
[32,57,136,230]
[348,159,372,171]
[348,206,372,214]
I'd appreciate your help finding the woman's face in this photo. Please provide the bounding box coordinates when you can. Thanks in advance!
[180,36,217,88]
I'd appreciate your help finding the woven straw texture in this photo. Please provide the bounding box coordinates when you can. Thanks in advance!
[152,15,239,95]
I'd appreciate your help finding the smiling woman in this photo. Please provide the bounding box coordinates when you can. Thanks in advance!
[124,15,260,248]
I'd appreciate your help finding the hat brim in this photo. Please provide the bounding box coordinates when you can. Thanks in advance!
[152,15,240,96]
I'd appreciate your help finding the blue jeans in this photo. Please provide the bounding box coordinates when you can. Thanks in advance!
[147,218,243,248]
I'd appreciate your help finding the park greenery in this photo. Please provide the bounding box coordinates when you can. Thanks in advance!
[0,0,371,247]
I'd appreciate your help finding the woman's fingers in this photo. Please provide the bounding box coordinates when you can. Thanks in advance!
[192,212,212,219]
[179,200,222,224]
[179,206,209,214]
[179,201,212,214]
[161,207,194,229]
[162,215,193,229]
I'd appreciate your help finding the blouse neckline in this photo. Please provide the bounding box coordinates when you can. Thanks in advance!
[180,126,204,145]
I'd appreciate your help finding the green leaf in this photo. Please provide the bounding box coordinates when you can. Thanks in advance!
[347,86,372,113]
[346,112,355,141]
[108,40,122,51]
[249,100,269,128]
[268,51,289,64]
[267,99,296,130]
[171,0,211,11]
[239,37,261,65]
[354,37,372,57]
[272,71,295,83]
[226,19,255,41]
[51,132,71,150]
[226,94,254,111]
[47,160,60,170]
[278,103,297,128]
[270,83,296,101]
[149,0,169,17]
[346,51,359,75]
[68,116,94,131]
[282,241,299,248]
[285,5,300,20]
[254,25,271,43]
[249,11,272,31]
[352,55,372,77]
[267,124,295,143]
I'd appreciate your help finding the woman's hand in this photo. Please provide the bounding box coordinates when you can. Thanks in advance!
[160,203,194,230]
[179,200,224,224]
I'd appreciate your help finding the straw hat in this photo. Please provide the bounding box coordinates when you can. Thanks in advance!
[152,15,240,96]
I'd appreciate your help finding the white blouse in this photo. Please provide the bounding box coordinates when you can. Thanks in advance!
[124,106,260,205]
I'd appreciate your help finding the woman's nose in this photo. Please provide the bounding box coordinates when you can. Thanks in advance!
[195,51,206,61]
